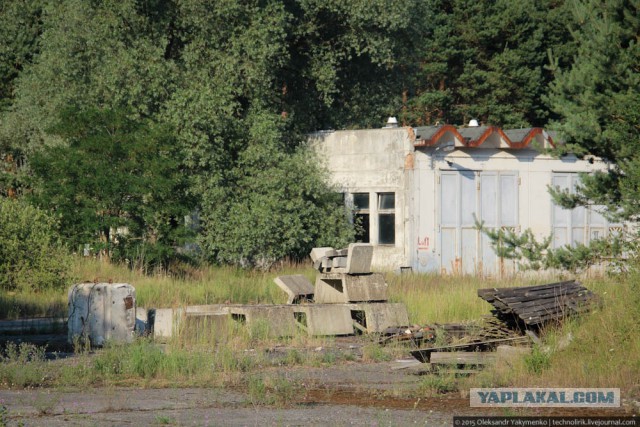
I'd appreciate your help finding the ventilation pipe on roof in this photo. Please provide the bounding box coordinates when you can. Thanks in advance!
[468,119,479,127]
[384,117,399,128]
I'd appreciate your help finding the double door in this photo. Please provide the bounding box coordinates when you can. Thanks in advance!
[439,170,518,275]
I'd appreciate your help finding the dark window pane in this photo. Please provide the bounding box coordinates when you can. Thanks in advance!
[354,213,370,243]
[379,214,395,244]
[353,193,369,210]
[378,193,395,210]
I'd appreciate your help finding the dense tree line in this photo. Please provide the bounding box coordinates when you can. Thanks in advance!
[0,0,637,272]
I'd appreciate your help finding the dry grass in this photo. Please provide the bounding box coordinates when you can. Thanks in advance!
[384,273,567,325]
[2,257,638,399]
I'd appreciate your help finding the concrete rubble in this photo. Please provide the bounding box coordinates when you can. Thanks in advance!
[145,243,409,340]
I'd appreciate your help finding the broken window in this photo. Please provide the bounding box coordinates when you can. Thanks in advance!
[353,192,370,243]
[378,192,395,245]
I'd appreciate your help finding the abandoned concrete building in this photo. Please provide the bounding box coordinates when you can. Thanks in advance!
[310,122,621,275]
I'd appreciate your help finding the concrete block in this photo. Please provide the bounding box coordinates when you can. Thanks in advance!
[182,312,230,342]
[347,303,409,333]
[68,283,136,346]
[228,305,298,338]
[310,247,335,263]
[151,308,184,340]
[332,256,347,268]
[274,275,315,304]
[346,243,373,274]
[292,304,354,336]
[314,273,388,303]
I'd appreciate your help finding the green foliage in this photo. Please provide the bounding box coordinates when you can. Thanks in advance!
[0,198,70,291]
[401,0,574,127]
[476,220,552,271]
[200,141,354,268]
[476,218,624,273]
[548,0,640,222]
[29,107,195,269]
[524,345,551,375]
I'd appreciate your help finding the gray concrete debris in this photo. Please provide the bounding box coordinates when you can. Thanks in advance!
[310,247,336,263]
[292,304,354,335]
[346,243,373,274]
[228,305,298,338]
[347,303,409,333]
[314,273,388,303]
[68,283,136,346]
[150,308,184,341]
[312,244,373,274]
[274,275,315,304]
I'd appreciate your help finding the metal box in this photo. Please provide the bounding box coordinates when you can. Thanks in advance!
[68,283,136,346]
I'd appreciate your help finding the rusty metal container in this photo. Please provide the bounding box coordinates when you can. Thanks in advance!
[68,283,136,346]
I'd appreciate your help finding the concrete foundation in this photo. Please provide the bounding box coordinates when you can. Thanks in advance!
[292,304,354,336]
[314,273,388,303]
[347,303,409,333]
[228,305,298,338]
[273,275,315,304]
[182,313,230,342]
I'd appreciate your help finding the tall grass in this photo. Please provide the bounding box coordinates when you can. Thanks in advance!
[0,258,316,319]
[385,273,567,325]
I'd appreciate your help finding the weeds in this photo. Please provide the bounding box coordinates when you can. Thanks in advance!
[524,346,551,375]
[418,374,458,395]
[155,415,175,425]
[247,374,298,407]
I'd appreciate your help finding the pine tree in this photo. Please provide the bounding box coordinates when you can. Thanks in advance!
[548,0,640,221]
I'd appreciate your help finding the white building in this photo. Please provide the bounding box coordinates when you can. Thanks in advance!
[310,124,621,275]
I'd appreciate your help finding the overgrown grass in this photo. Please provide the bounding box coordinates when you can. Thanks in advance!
[0,257,316,319]
[1,257,638,400]
[384,273,569,325]
[466,274,640,397]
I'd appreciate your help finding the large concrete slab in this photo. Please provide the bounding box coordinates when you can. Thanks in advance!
[228,305,298,338]
[292,304,354,336]
[182,313,230,343]
[151,308,184,340]
[347,303,409,333]
[346,243,373,274]
[274,275,315,304]
[314,273,388,303]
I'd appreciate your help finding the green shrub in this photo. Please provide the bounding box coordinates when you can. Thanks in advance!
[0,198,70,291]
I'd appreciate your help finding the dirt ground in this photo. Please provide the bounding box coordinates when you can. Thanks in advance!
[1,360,635,427]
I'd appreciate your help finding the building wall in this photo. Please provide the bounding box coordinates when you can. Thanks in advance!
[413,148,611,275]
[311,128,613,274]
[309,128,415,270]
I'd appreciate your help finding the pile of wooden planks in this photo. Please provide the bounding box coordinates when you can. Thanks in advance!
[477,280,597,327]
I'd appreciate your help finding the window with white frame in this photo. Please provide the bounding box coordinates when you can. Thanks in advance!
[551,173,621,248]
